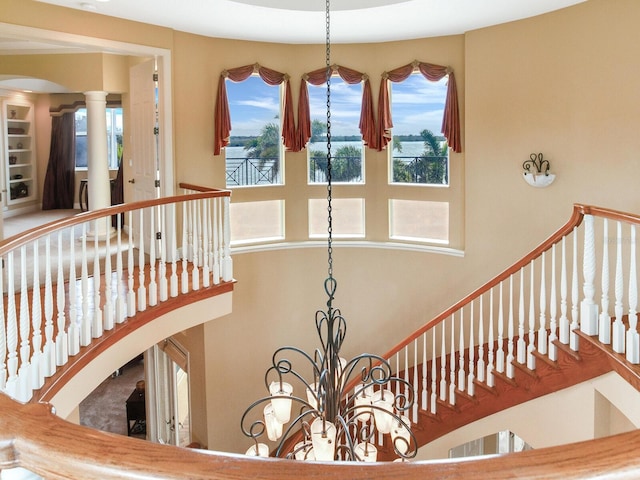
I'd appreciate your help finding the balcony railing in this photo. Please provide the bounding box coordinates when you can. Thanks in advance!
[0,185,233,405]
[226,157,280,186]
[392,155,448,185]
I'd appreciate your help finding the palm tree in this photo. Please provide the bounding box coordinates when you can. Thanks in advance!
[244,121,281,182]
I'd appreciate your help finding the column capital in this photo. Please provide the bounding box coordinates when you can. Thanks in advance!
[83,91,108,101]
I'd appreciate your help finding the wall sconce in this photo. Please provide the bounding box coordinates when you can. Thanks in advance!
[522,152,555,188]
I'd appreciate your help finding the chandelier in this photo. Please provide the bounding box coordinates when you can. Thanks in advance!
[240,0,417,462]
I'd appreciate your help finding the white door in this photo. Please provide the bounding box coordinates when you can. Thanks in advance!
[129,59,160,252]
[146,339,191,447]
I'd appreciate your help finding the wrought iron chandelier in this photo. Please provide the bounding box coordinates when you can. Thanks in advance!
[240,0,417,462]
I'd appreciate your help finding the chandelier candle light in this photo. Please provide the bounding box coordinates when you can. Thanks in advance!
[240,0,417,462]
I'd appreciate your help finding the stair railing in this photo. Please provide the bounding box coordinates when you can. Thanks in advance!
[0,185,232,405]
[368,203,640,447]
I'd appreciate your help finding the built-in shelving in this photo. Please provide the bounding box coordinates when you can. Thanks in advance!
[3,99,36,205]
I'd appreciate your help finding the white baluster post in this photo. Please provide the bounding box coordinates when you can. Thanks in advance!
[626,225,639,364]
[580,214,599,335]
[599,219,611,344]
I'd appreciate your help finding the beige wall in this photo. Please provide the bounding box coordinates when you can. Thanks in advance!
[2,0,640,456]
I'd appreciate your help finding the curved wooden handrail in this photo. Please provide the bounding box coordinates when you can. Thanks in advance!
[179,182,229,193]
[0,189,231,256]
[1,392,639,480]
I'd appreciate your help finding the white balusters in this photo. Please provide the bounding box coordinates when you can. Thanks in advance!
[548,244,558,362]
[181,201,189,294]
[527,262,536,370]
[570,230,580,351]
[80,223,91,347]
[613,221,625,353]
[5,252,18,398]
[223,196,233,281]
[202,199,211,288]
[467,300,475,396]
[537,252,548,356]
[115,214,126,324]
[137,209,147,312]
[487,289,495,387]
[103,217,114,331]
[127,210,136,317]
[18,246,31,401]
[92,220,103,339]
[517,269,526,364]
[192,200,200,291]
[559,236,570,344]
[43,235,55,377]
[457,310,465,392]
[30,240,44,390]
[213,197,221,285]
[439,323,447,401]
[506,276,515,378]
[57,230,70,364]
[599,219,611,344]
[449,315,456,405]
[477,295,485,383]
[421,332,427,411]
[149,206,158,307]
[580,214,599,335]
[496,284,505,374]
[627,225,639,363]
[67,227,78,346]
[0,263,5,391]
[410,338,418,422]
[159,204,169,301]
[430,328,437,414]
[170,203,179,297]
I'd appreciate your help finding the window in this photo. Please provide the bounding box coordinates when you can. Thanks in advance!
[389,75,448,185]
[307,79,364,184]
[230,200,285,245]
[74,107,123,170]
[309,198,365,238]
[389,199,449,244]
[225,75,283,187]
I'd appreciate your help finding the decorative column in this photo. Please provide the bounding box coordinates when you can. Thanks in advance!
[84,91,112,236]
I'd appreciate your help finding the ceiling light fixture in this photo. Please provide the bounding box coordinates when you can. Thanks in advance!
[240,0,417,462]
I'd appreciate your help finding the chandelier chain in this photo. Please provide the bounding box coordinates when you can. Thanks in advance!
[325,0,333,285]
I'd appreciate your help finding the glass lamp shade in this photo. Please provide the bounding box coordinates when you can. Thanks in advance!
[390,415,411,455]
[354,442,378,462]
[269,381,293,424]
[245,443,270,457]
[354,390,373,422]
[263,403,283,441]
[310,417,337,461]
[372,389,394,434]
[294,441,316,461]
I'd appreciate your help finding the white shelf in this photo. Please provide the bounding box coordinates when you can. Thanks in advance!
[3,98,37,206]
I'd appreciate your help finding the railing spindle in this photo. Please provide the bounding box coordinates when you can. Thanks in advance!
[581,214,599,335]
[103,217,114,331]
[43,236,55,377]
[80,223,91,347]
[149,206,158,307]
[5,252,18,398]
[559,236,570,344]
[18,246,31,401]
[30,240,43,390]
[59,230,72,362]
[467,300,475,396]
[613,221,625,353]
[507,276,515,378]
[538,252,548,355]
[570,228,580,351]
[548,244,558,361]
[137,209,147,312]
[599,219,611,344]
[627,225,639,364]
[92,220,103,339]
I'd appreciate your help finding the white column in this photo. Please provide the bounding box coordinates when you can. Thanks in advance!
[84,91,112,235]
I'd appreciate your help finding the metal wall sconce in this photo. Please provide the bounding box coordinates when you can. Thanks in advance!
[522,152,555,188]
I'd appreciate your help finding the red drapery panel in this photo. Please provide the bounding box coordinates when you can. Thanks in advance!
[296,64,377,152]
[377,60,461,153]
[213,63,296,155]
